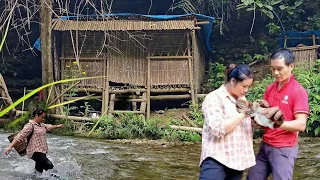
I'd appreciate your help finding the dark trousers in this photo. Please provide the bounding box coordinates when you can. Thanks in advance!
[199,158,243,180]
[247,142,298,180]
[31,152,54,173]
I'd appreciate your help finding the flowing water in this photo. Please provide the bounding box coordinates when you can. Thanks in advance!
[0,130,319,180]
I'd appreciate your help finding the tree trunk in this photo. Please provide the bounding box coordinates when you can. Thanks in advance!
[39,0,53,101]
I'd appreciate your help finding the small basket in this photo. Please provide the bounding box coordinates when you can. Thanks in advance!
[7,132,28,157]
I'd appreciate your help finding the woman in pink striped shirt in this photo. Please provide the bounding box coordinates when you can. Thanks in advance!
[199,64,255,180]
[5,108,64,176]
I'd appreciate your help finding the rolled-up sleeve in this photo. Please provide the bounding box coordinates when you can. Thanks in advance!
[14,123,33,143]
[202,94,225,138]
[44,124,53,132]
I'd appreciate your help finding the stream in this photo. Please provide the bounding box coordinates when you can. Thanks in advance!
[0,131,319,180]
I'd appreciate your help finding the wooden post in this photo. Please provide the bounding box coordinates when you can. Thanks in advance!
[101,57,107,112]
[108,94,115,114]
[140,92,147,114]
[312,34,316,46]
[40,0,53,101]
[189,31,196,105]
[284,35,288,48]
[60,32,65,113]
[147,57,151,119]
[104,57,110,114]
[132,95,137,111]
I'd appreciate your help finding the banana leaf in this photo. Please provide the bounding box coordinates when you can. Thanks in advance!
[0,76,105,117]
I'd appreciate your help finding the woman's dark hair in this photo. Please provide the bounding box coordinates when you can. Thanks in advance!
[225,64,253,83]
[32,107,46,117]
[270,49,294,66]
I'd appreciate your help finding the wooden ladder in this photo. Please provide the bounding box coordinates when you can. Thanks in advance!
[108,92,147,116]
[0,73,16,115]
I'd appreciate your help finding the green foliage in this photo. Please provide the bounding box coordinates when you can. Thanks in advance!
[293,60,320,136]
[246,74,274,101]
[4,112,32,132]
[208,62,226,90]
[306,13,320,30]
[265,23,281,35]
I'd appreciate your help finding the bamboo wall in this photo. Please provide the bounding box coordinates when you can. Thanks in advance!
[193,32,206,91]
[62,31,106,89]
[59,30,206,89]
[107,31,147,86]
[289,46,318,69]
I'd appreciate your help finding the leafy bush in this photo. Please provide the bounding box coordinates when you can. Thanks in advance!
[207,62,226,90]
[293,60,320,136]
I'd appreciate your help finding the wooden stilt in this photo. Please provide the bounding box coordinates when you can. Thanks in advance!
[102,57,107,113]
[108,94,115,115]
[104,57,110,114]
[140,92,147,114]
[147,57,151,120]
[188,32,196,105]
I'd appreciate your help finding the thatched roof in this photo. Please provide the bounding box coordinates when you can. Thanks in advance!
[52,19,198,31]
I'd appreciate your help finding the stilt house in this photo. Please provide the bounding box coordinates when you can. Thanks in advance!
[50,14,214,119]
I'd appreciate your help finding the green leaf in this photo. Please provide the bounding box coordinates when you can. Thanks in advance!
[87,110,108,137]
[279,5,287,10]
[47,95,93,109]
[315,126,320,136]
[264,5,273,11]
[295,0,303,7]
[270,0,282,5]
[236,4,247,10]
[256,1,263,8]
[246,7,255,11]
[261,9,274,19]
[0,76,105,117]
[287,8,294,15]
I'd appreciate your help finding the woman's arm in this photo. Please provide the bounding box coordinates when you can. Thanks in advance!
[203,94,248,137]
[4,123,33,155]
[45,124,64,131]
[224,113,247,134]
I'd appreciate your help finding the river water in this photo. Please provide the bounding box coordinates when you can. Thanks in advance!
[0,131,319,180]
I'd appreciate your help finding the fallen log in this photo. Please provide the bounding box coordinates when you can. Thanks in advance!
[182,113,198,127]
[170,125,202,134]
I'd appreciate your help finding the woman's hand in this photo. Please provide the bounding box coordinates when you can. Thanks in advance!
[4,146,12,155]
[236,99,250,115]
[57,124,64,128]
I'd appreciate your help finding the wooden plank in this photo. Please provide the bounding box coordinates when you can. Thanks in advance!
[170,125,202,133]
[110,110,144,114]
[61,57,106,61]
[195,21,210,25]
[76,88,103,93]
[109,89,147,93]
[48,113,97,122]
[150,94,191,100]
[64,96,102,101]
[113,98,146,102]
[147,56,192,60]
